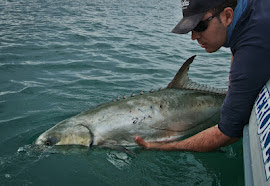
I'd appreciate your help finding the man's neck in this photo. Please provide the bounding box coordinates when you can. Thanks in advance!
[223,0,248,47]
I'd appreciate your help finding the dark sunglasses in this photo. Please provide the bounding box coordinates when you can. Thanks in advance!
[193,11,222,32]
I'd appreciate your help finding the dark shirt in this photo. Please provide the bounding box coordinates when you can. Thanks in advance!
[218,0,270,137]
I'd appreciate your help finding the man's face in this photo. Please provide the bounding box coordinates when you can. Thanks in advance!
[191,11,227,53]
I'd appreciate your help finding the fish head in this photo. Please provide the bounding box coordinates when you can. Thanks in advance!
[35,123,93,147]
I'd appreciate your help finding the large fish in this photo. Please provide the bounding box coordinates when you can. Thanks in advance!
[35,56,226,149]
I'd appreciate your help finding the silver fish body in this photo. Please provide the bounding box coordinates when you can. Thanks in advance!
[35,56,226,147]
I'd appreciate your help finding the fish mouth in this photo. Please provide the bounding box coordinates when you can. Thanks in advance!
[35,124,94,147]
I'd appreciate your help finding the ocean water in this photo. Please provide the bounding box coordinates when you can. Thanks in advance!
[0,0,244,185]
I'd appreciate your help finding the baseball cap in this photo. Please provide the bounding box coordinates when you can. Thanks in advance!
[172,0,227,34]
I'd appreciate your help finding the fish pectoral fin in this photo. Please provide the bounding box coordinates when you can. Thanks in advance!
[100,144,136,157]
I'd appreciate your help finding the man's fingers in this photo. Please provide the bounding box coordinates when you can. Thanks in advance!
[134,136,148,148]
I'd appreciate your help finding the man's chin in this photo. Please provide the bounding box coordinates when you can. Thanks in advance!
[205,47,220,53]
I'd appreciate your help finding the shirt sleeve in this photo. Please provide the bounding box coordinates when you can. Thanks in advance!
[218,46,270,137]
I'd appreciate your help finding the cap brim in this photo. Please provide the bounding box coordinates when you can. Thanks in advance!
[171,12,205,34]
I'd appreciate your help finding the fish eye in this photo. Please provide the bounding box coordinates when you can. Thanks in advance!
[45,141,51,146]
[43,137,59,146]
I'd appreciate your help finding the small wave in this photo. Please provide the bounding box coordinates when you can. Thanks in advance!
[0,79,46,96]
[10,80,46,87]
[0,87,29,96]
[0,116,26,124]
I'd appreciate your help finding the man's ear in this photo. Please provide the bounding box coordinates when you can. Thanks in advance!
[221,7,234,27]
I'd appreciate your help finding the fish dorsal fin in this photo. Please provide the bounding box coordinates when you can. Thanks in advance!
[167,55,226,95]
[167,55,196,89]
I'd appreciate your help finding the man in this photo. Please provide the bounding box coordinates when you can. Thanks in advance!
[135,0,270,152]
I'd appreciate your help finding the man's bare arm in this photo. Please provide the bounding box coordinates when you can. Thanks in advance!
[135,125,239,152]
